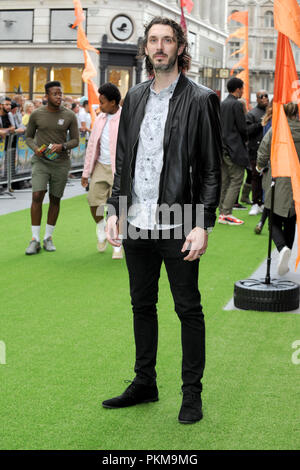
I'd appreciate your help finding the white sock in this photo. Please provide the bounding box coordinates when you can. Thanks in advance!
[96,219,106,243]
[32,225,41,242]
[44,224,55,240]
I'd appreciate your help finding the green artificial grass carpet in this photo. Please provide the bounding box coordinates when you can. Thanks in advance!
[0,196,300,450]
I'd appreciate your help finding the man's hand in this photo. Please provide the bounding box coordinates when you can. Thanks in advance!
[81,177,88,188]
[8,126,15,134]
[105,215,122,247]
[0,129,9,137]
[50,143,63,153]
[181,227,208,262]
[34,147,43,157]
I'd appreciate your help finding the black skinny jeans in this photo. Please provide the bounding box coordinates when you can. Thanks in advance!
[123,225,205,394]
[268,211,296,252]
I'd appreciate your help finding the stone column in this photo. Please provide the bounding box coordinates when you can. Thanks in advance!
[201,0,210,21]
[192,0,201,19]
[218,0,225,30]
[210,0,219,26]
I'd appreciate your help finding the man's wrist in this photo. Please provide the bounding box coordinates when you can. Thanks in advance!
[62,143,68,151]
[193,226,213,234]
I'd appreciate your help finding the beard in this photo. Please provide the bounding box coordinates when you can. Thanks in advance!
[149,50,178,73]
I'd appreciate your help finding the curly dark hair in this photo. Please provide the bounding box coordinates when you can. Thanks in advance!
[139,17,191,75]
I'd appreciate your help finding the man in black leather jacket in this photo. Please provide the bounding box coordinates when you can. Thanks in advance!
[246,90,269,215]
[102,17,222,424]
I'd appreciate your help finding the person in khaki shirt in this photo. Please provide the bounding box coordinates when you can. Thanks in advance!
[25,80,79,255]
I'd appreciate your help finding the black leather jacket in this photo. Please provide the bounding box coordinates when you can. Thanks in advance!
[246,105,266,155]
[107,73,222,229]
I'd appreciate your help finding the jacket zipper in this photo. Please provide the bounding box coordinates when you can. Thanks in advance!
[189,164,193,204]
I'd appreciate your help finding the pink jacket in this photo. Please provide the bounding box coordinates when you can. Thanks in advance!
[82,107,121,178]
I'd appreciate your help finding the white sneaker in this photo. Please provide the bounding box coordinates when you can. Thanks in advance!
[249,204,261,216]
[277,246,291,276]
[112,246,123,259]
[258,204,264,213]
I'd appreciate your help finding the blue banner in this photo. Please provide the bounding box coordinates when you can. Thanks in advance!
[0,138,5,178]
[70,132,87,167]
[15,135,34,174]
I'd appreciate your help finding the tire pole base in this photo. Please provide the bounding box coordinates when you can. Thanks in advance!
[234,278,300,312]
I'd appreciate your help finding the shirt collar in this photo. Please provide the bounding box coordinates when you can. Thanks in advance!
[150,73,181,97]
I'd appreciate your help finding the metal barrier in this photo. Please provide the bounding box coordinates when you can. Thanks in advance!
[0,131,87,195]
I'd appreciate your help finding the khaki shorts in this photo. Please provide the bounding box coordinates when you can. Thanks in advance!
[31,157,71,199]
[87,161,113,211]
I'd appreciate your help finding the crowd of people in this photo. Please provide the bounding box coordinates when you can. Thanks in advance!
[219,76,298,276]
[0,93,98,138]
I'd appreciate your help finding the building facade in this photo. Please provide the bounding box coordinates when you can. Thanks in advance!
[0,0,227,100]
[227,0,300,103]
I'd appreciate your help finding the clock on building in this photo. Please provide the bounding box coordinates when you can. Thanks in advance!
[110,15,134,41]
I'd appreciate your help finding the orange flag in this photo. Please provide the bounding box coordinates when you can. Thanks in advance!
[271,6,300,267]
[230,54,248,74]
[274,0,300,48]
[82,50,99,125]
[225,26,246,43]
[82,49,97,82]
[236,69,249,110]
[87,79,99,125]
[72,0,85,28]
[227,11,248,25]
[230,43,247,57]
[227,12,249,109]
[73,1,100,128]
[77,23,99,54]
[181,0,194,14]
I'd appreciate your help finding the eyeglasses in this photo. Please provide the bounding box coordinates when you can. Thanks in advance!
[258,94,268,99]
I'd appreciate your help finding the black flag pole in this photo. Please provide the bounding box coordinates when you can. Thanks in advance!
[265,178,276,284]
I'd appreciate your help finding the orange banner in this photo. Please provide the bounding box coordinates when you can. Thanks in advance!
[225,26,247,44]
[82,50,99,126]
[230,43,247,57]
[73,0,100,128]
[77,23,99,54]
[272,1,300,268]
[180,0,194,14]
[72,0,85,28]
[227,11,248,25]
[274,0,300,48]
[227,12,249,109]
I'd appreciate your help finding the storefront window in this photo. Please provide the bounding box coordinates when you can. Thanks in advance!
[1,65,83,99]
[108,67,131,99]
[33,67,48,94]
[50,67,83,96]
[0,66,30,96]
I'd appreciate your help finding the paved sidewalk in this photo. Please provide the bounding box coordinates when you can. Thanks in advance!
[0,178,86,216]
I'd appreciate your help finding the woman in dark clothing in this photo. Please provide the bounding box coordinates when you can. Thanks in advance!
[257,102,300,275]
[254,100,273,234]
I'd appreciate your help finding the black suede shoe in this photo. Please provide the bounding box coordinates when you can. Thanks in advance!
[102,382,159,409]
[178,392,203,424]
